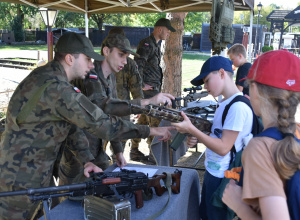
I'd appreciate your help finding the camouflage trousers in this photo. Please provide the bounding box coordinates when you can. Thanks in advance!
[131,114,161,150]
[58,144,111,186]
[0,177,57,220]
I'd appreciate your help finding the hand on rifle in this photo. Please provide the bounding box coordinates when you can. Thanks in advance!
[187,136,198,148]
[84,162,103,178]
[171,111,194,134]
[115,152,127,168]
[149,126,175,141]
[141,93,175,107]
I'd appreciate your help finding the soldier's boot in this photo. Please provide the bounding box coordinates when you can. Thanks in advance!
[130,149,148,161]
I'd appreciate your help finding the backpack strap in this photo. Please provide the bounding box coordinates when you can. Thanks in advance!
[221,95,253,163]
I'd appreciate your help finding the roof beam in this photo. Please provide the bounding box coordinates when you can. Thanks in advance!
[39,0,71,9]
[19,0,38,8]
[65,1,87,12]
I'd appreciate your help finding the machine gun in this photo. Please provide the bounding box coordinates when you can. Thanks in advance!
[0,169,182,219]
[130,104,212,134]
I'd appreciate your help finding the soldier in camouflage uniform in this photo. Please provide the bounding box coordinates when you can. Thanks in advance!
[0,32,174,220]
[109,28,146,161]
[131,18,176,163]
[58,33,175,186]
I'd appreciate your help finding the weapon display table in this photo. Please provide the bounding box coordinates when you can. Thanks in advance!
[39,164,201,220]
[151,100,216,166]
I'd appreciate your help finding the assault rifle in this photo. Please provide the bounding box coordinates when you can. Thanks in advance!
[130,104,212,134]
[0,169,182,218]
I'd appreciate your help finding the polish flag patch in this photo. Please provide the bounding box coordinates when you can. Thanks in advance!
[144,43,149,46]
[74,87,81,93]
[89,74,98,79]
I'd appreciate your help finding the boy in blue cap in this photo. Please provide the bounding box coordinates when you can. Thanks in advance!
[172,56,253,220]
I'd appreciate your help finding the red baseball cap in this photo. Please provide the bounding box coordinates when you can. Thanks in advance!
[247,50,300,91]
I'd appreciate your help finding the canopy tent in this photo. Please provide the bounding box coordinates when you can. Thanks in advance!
[267,6,300,49]
[1,0,253,14]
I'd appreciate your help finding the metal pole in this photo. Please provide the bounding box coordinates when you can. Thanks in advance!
[254,10,260,58]
[47,26,53,62]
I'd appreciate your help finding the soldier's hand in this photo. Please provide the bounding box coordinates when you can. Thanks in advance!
[143,83,153,91]
[115,152,127,168]
[142,93,175,106]
[149,126,175,141]
[83,162,103,177]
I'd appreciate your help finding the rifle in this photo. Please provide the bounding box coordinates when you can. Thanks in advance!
[130,104,212,134]
[0,169,182,217]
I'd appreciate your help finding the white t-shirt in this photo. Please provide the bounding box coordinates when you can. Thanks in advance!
[205,92,253,178]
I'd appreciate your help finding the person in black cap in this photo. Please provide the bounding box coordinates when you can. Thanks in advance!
[131,17,176,163]
[0,32,174,220]
[171,56,254,220]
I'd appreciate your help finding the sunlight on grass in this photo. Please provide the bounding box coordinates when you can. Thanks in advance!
[0,45,48,51]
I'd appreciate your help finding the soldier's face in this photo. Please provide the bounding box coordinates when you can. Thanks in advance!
[73,54,94,80]
[106,47,129,73]
[160,27,171,40]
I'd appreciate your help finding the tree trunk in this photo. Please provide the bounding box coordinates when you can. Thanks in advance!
[161,12,187,98]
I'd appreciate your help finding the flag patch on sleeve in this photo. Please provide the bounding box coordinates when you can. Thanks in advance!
[144,43,149,46]
[74,87,81,93]
[89,74,98,79]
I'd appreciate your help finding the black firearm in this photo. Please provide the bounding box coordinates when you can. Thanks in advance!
[0,169,182,211]
[172,86,208,109]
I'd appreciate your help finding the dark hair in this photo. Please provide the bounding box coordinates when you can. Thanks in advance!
[54,53,80,62]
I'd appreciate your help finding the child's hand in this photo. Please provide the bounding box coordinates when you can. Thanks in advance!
[187,136,198,148]
[222,179,243,212]
[171,111,193,134]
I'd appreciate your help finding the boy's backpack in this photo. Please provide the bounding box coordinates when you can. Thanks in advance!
[211,95,263,219]
[256,126,300,220]
[222,95,263,164]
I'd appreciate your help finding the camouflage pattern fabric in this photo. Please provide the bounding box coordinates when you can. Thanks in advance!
[134,33,163,96]
[59,60,129,185]
[114,57,143,101]
[131,114,161,150]
[114,57,144,149]
[0,60,150,219]
[132,33,163,149]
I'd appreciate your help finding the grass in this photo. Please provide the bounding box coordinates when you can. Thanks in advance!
[182,53,210,89]
[0,45,48,51]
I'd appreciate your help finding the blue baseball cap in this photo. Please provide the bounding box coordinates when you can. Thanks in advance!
[191,56,233,86]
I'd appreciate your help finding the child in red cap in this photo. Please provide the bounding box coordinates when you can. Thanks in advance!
[222,50,300,219]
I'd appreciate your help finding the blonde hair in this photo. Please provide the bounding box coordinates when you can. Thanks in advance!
[253,81,300,180]
[228,43,247,58]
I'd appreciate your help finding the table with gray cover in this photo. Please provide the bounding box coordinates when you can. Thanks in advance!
[39,163,201,220]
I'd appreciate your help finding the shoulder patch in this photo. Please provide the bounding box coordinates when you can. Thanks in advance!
[136,64,138,69]
[74,87,81,93]
[89,74,98,79]
[144,43,149,46]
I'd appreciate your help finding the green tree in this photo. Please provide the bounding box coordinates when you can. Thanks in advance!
[184,12,210,33]
[55,11,85,28]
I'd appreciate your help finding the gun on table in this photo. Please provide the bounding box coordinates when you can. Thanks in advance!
[0,169,182,216]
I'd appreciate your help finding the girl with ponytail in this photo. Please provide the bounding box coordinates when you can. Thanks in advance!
[222,50,300,219]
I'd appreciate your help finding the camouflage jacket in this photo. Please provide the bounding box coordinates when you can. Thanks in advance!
[135,33,163,95]
[0,60,149,189]
[73,60,132,155]
[114,57,144,101]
